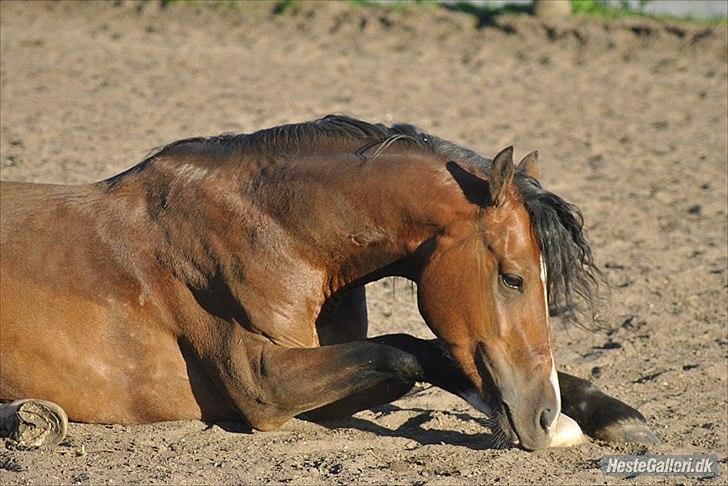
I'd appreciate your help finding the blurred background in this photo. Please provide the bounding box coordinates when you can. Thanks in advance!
[474,0,727,19]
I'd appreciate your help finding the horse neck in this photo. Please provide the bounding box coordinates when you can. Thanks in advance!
[248,151,472,295]
[104,149,474,305]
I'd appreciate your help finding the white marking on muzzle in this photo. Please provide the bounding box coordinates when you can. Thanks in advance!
[540,255,586,448]
[541,254,561,431]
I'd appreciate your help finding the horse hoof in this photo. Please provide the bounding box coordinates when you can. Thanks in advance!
[1,400,68,448]
[594,418,661,445]
[549,413,588,447]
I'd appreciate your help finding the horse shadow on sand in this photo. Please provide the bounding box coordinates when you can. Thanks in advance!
[213,402,506,451]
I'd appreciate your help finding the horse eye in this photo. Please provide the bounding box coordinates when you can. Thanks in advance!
[501,273,523,290]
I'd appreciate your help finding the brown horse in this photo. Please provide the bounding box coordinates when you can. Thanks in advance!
[0,116,658,450]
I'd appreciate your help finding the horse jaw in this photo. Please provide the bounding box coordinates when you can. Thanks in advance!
[458,390,493,416]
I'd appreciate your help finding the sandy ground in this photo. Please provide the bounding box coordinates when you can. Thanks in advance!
[0,1,726,484]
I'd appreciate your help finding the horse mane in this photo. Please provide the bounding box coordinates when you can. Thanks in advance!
[108,114,606,328]
[514,174,608,330]
[132,115,428,166]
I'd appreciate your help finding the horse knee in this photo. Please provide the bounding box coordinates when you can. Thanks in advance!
[370,346,424,382]
[390,352,424,382]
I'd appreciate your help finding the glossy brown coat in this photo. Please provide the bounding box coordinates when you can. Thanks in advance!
[2,117,654,450]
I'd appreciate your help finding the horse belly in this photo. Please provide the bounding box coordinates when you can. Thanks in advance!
[0,273,209,424]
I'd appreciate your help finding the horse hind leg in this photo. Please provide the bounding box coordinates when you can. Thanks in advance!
[0,399,68,448]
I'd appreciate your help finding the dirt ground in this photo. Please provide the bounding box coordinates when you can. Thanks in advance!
[0,1,726,484]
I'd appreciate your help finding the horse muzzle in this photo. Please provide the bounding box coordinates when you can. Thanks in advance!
[496,374,561,450]
[476,348,561,451]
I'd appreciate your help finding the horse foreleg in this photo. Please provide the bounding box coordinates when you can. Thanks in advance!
[299,333,464,421]
[303,334,585,447]
[558,371,661,444]
[203,333,426,431]
[369,336,660,445]
[0,399,68,448]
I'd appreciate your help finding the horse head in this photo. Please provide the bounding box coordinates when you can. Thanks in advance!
[416,147,560,450]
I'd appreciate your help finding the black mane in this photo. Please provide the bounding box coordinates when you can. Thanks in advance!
[137,114,427,163]
[514,174,607,329]
[120,115,606,327]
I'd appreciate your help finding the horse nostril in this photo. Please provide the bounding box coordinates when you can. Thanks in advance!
[540,408,557,430]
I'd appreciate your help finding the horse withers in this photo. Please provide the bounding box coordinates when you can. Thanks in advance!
[0,116,659,449]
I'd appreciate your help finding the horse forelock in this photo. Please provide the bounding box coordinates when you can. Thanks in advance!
[515,174,608,330]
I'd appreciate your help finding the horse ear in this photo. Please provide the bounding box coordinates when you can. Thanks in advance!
[446,161,490,206]
[518,151,540,179]
[489,146,515,206]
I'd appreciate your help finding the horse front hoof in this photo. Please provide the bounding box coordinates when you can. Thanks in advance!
[1,400,68,448]
[549,413,588,447]
[594,418,661,445]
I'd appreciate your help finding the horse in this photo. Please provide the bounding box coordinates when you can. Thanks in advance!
[0,115,659,450]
